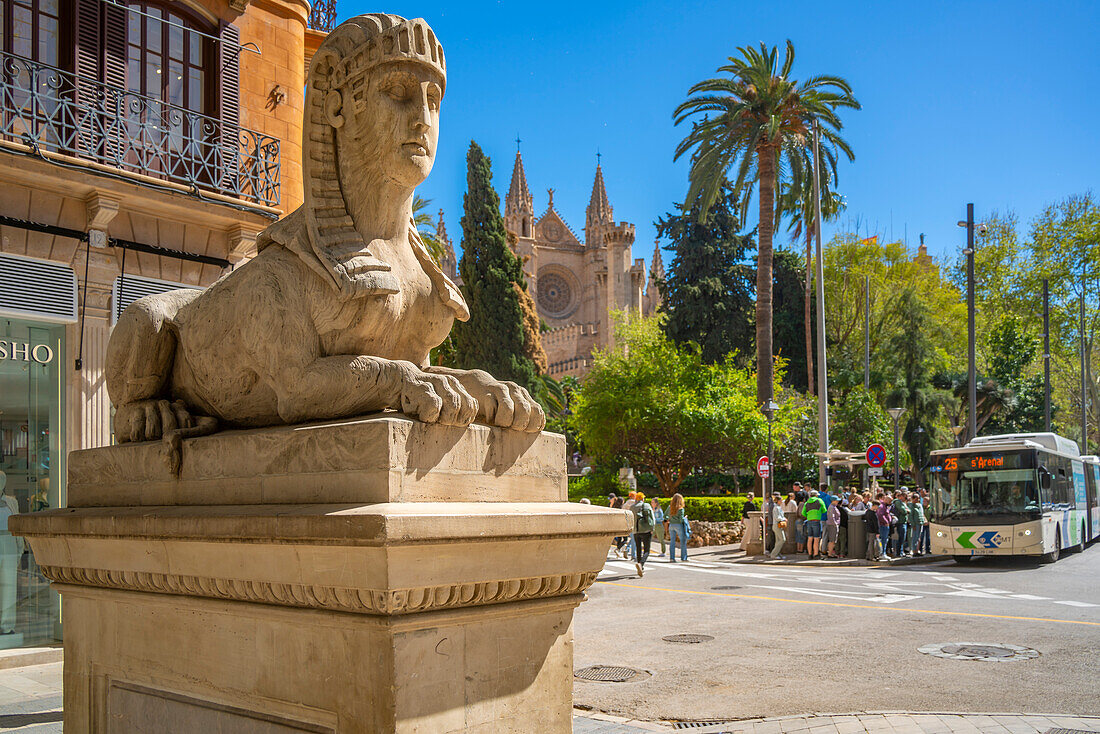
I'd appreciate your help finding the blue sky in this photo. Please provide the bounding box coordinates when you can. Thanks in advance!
[341,0,1099,272]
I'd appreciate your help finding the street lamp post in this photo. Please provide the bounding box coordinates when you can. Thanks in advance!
[957,206,978,442]
[888,407,907,492]
[761,400,779,555]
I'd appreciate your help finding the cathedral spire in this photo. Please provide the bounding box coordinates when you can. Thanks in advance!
[504,149,534,237]
[586,161,613,226]
[437,209,458,281]
[505,150,533,215]
[649,238,664,281]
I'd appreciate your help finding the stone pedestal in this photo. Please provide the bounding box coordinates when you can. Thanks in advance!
[11,415,628,733]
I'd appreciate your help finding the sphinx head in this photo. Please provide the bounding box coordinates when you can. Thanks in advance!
[301,14,447,291]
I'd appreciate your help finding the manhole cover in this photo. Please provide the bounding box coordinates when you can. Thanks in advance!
[918,642,1040,661]
[574,665,650,682]
[662,634,715,644]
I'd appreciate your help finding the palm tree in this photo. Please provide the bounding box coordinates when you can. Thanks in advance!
[674,40,859,405]
[779,152,846,396]
[413,194,447,265]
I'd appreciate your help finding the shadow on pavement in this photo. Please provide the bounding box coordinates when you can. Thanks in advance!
[0,711,63,727]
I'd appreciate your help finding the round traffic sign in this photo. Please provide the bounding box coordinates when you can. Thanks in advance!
[866,443,886,468]
[757,455,771,478]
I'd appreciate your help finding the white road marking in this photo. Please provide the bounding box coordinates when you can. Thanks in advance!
[1053,600,1098,607]
[1009,594,1051,600]
[747,584,921,604]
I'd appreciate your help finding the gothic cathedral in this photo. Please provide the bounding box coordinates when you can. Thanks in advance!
[499,151,663,377]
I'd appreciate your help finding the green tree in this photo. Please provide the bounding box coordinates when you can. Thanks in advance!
[655,182,754,365]
[572,315,796,497]
[451,142,540,395]
[674,40,859,405]
[831,386,891,458]
[983,316,1047,435]
[772,248,809,391]
[882,287,955,485]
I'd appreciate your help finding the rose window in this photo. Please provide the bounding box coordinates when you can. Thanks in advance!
[537,272,575,318]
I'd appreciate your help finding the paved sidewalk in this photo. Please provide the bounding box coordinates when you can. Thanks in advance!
[2,662,1096,734]
[573,711,1100,734]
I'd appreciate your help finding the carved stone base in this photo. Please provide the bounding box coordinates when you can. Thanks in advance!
[11,416,629,733]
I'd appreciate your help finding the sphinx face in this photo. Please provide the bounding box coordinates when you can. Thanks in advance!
[340,60,444,189]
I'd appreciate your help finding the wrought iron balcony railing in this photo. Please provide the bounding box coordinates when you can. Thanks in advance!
[0,52,280,207]
[307,0,337,32]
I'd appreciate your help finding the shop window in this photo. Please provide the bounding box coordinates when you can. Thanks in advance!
[0,317,64,648]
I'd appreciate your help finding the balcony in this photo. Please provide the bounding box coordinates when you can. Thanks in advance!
[0,51,280,208]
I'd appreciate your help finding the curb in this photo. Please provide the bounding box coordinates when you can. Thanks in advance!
[0,646,63,671]
[728,554,951,567]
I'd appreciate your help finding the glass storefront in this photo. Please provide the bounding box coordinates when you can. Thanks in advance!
[0,317,64,648]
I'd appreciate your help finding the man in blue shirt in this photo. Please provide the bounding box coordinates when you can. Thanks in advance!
[818,484,834,511]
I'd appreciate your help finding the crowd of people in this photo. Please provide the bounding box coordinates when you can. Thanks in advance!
[764,482,932,561]
[599,483,933,578]
[607,491,692,576]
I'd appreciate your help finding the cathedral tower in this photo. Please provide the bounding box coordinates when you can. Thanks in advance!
[504,150,535,239]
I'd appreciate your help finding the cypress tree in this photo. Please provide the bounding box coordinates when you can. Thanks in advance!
[656,181,755,365]
[451,142,540,394]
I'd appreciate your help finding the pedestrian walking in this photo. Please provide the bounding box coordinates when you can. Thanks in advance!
[650,498,666,555]
[667,493,689,562]
[632,493,655,576]
[610,494,629,558]
[768,492,787,559]
[801,490,827,559]
[622,491,638,560]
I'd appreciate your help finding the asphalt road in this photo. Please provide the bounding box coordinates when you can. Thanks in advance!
[573,544,1100,723]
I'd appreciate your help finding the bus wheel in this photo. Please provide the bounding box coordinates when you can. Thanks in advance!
[952,555,971,564]
[1041,528,1061,564]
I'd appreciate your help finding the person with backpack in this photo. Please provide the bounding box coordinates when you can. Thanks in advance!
[892,489,911,557]
[800,490,828,559]
[907,492,927,556]
[631,493,655,576]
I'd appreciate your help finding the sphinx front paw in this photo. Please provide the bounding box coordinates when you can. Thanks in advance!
[475,377,546,433]
[398,371,478,427]
[114,399,196,443]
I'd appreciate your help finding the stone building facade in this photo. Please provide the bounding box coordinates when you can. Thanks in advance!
[0,0,322,650]
[500,151,662,377]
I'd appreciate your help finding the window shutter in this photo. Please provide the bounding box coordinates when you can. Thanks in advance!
[218,23,241,194]
[103,2,127,89]
[101,1,129,164]
[72,0,102,157]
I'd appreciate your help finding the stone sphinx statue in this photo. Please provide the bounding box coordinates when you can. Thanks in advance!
[106,13,544,445]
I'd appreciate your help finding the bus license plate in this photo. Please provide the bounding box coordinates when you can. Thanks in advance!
[971,549,995,556]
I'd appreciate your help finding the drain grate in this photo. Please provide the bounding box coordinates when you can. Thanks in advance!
[918,642,1040,661]
[673,722,734,730]
[574,665,649,683]
[711,585,740,590]
[1044,730,1100,734]
[662,634,715,644]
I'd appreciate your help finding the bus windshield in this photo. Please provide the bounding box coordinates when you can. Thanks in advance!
[930,450,1040,522]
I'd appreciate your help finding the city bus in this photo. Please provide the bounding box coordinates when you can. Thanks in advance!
[929,432,1096,563]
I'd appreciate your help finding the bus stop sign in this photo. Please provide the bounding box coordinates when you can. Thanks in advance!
[757,455,770,478]
[866,443,886,468]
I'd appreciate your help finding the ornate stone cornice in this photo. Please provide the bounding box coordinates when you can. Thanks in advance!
[39,565,599,616]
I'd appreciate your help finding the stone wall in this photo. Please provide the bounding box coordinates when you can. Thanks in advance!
[686,520,744,548]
